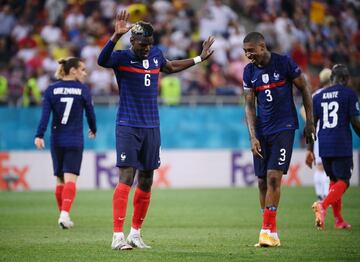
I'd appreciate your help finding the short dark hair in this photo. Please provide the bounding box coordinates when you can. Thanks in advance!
[243,32,265,44]
[131,21,154,37]
[331,64,349,85]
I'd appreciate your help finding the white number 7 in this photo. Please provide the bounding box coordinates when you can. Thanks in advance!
[60,97,74,124]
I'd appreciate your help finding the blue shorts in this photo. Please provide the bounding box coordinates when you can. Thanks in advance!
[50,146,83,176]
[253,130,295,177]
[116,125,161,171]
[321,157,353,181]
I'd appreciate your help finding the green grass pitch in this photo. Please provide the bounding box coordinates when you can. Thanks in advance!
[1,187,360,261]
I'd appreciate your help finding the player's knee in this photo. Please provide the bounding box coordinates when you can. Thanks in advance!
[267,176,280,190]
[118,167,135,186]
[340,179,350,187]
[258,178,267,191]
[137,170,154,191]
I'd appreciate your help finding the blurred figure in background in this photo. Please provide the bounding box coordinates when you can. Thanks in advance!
[311,64,360,230]
[34,57,96,229]
[303,68,331,201]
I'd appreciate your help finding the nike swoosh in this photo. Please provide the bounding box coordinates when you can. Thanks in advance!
[130,61,137,64]
[278,162,285,165]
[251,79,256,84]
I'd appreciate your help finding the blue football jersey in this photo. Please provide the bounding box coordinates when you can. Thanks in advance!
[243,53,301,136]
[98,40,167,128]
[35,80,97,147]
[313,84,359,157]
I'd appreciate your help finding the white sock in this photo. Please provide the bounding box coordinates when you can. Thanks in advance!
[314,170,326,197]
[60,211,69,218]
[129,227,140,236]
[113,232,124,238]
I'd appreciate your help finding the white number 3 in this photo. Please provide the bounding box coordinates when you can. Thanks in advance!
[265,89,273,102]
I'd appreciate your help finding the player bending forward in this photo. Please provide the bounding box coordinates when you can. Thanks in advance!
[98,10,214,250]
[243,32,315,247]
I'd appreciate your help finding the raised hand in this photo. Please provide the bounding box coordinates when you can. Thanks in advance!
[200,36,215,61]
[112,10,132,41]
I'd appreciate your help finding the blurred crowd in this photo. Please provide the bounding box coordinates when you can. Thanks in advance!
[0,0,359,106]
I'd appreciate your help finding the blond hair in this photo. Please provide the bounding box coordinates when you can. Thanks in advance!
[54,57,82,79]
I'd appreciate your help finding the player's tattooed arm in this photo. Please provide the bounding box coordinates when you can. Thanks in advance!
[244,89,263,158]
[161,36,215,73]
[294,74,315,144]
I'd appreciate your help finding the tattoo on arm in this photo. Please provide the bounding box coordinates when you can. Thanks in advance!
[294,74,313,125]
[244,89,257,139]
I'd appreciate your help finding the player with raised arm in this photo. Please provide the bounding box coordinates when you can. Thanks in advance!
[243,32,315,247]
[35,57,97,229]
[303,68,332,200]
[311,64,360,230]
[97,10,214,251]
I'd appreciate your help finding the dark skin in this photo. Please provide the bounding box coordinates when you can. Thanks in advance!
[243,39,315,208]
[111,10,215,192]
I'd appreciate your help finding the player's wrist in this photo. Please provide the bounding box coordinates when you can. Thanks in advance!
[111,33,123,42]
[193,56,202,64]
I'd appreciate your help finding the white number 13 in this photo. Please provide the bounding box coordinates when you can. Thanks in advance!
[321,101,339,129]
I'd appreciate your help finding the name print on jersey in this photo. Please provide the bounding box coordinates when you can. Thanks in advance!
[53,87,82,95]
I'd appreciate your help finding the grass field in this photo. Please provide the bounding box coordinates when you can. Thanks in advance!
[1,187,360,261]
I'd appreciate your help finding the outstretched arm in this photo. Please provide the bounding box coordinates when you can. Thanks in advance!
[161,36,215,74]
[98,10,132,67]
[293,73,315,144]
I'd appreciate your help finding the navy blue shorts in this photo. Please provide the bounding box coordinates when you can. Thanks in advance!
[116,125,161,171]
[50,146,83,176]
[321,157,353,181]
[253,130,295,177]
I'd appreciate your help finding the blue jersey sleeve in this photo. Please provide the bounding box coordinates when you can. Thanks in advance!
[157,48,167,68]
[98,40,124,68]
[242,65,252,90]
[35,88,52,138]
[349,90,360,116]
[82,85,97,133]
[285,56,302,80]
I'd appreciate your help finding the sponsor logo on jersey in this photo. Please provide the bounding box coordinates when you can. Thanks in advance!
[262,74,269,84]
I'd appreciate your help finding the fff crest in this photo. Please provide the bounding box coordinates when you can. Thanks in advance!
[153,58,158,67]
[142,59,149,69]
